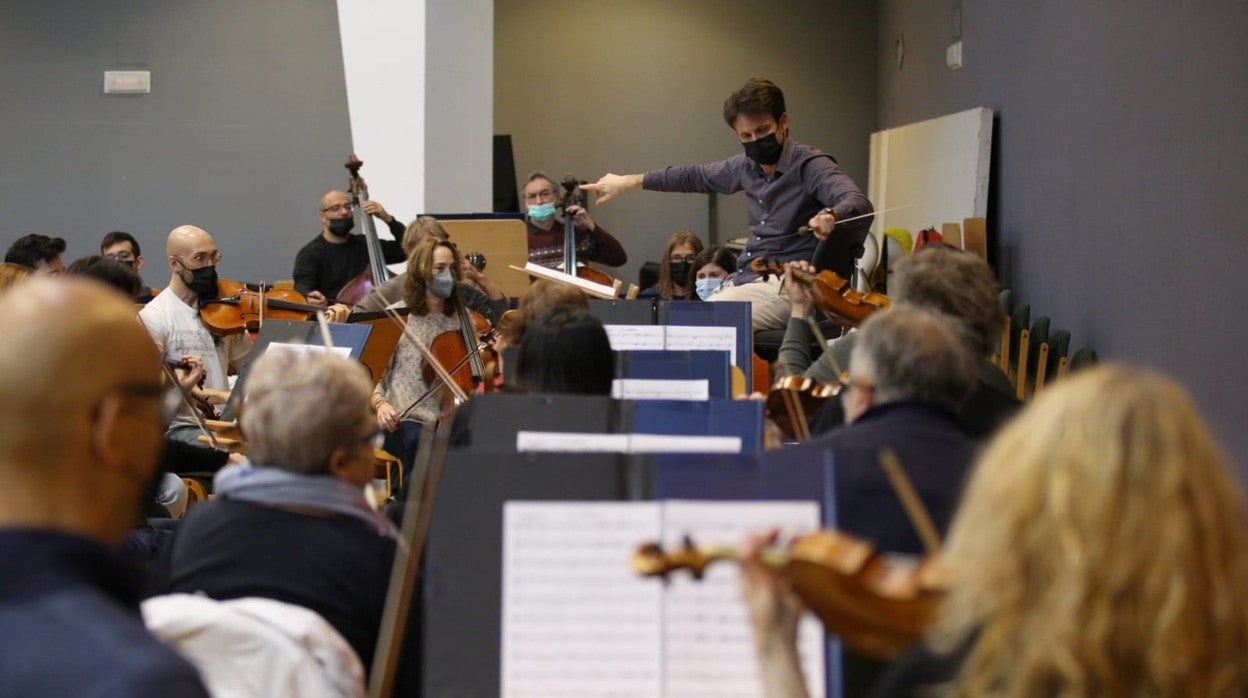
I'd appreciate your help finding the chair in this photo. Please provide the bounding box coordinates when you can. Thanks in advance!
[181,477,209,510]
[142,594,365,698]
[1009,303,1031,400]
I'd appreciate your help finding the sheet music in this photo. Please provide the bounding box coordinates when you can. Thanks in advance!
[612,378,709,401]
[664,325,738,365]
[520,262,618,297]
[660,501,825,698]
[516,431,631,453]
[628,434,741,454]
[502,501,664,698]
[604,324,667,351]
[264,341,353,360]
[501,500,823,697]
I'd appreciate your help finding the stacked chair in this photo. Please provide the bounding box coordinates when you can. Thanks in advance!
[996,289,1096,401]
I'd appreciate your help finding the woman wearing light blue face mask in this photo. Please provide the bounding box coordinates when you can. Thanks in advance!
[372,237,467,473]
[689,245,738,301]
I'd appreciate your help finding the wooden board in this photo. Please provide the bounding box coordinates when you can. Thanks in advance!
[439,219,531,298]
[868,108,993,253]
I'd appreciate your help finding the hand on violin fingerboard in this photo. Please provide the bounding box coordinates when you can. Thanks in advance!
[740,529,810,698]
[784,261,816,317]
[324,304,351,323]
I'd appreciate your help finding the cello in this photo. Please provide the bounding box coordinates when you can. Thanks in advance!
[336,154,394,306]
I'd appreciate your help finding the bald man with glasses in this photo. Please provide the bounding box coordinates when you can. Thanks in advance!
[140,225,252,444]
[0,277,208,696]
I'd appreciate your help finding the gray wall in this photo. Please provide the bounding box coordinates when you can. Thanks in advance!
[2,0,353,285]
[494,0,877,287]
[877,1,1248,465]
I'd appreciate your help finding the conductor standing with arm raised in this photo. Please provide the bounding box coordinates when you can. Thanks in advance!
[582,77,872,330]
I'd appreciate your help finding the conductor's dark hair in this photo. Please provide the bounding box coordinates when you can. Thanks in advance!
[4,234,66,269]
[513,307,613,396]
[723,77,786,127]
[100,231,142,257]
[66,255,143,297]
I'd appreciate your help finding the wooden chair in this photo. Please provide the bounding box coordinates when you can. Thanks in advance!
[182,477,209,509]
[372,448,403,505]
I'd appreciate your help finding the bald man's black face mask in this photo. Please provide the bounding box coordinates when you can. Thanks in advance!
[328,218,354,238]
[180,265,219,300]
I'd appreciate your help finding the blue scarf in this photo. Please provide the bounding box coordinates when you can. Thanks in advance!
[214,464,400,542]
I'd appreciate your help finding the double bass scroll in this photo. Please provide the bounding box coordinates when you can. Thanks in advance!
[336,154,393,306]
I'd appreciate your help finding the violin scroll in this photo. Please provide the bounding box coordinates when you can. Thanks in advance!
[631,537,725,580]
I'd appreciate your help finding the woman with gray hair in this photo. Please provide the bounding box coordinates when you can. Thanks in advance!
[156,350,398,674]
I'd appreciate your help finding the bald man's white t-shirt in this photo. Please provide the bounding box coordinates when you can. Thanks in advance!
[140,290,252,432]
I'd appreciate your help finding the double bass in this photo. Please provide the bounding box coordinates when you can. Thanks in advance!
[558,174,614,287]
[336,154,394,306]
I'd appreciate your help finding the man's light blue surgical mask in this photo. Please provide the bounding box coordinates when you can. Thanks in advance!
[696,277,722,300]
[429,269,455,299]
[527,202,557,221]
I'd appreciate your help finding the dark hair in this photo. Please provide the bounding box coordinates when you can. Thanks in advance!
[100,231,141,257]
[66,255,143,297]
[4,234,67,269]
[722,77,786,127]
[513,307,613,395]
[690,245,738,278]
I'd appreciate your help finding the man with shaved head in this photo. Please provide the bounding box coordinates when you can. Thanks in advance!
[0,277,208,695]
[292,189,406,306]
[140,225,252,443]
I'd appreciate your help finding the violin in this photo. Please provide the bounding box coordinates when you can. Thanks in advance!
[765,375,845,441]
[199,279,323,335]
[750,258,890,327]
[632,529,948,660]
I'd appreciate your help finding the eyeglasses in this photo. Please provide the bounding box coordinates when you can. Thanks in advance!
[322,203,352,213]
[523,189,556,202]
[839,374,874,398]
[669,255,697,264]
[105,251,136,262]
[172,251,221,268]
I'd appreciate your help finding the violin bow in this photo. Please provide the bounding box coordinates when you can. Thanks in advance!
[796,203,914,235]
[877,447,942,555]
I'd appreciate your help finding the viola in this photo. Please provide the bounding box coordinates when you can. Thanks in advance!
[199,279,322,335]
[765,375,845,441]
[750,258,890,327]
[632,529,948,660]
